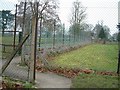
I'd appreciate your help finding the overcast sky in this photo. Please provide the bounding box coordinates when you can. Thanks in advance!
[0,0,119,34]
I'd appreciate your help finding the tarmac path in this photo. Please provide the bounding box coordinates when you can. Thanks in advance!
[2,56,71,88]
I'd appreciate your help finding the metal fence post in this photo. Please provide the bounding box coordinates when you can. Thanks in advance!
[117,23,120,74]
[53,19,56,48]
[18,31,23,55]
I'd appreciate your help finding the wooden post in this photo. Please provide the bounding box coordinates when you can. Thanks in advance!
[117,1,120,75]
[29,2,38,83]
[13,4,17,50]
[117,25,120,74]
[118,2,120,88]
[21,2,27,65]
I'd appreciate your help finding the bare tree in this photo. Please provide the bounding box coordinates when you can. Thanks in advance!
[37,0,60,47]
[17,0,60,64]
[69,0,86,42]
[70,0,86,24]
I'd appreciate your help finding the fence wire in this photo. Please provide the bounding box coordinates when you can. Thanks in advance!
[0,2,118,86]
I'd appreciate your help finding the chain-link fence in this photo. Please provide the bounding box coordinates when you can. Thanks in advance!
[0,6,92,83]
[1,31,22,59]
[1,3,32,82]
[38,29,91,49]
[0,1,119,87]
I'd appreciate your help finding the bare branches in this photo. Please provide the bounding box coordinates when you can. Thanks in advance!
[69,0,87,41]
[17,0,60,33]
[70,0,86,25]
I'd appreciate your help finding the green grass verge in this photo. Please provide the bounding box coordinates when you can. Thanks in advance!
[2,36,19,45]
[50,44,118,72]
[3,76,34,88]
[72,73,119,88]
[1,36,19,59]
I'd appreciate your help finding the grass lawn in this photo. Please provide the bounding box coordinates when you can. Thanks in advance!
[1,36,19,59]
[49,44,119,88]
[72,73,119,88]
[50,44,118,72]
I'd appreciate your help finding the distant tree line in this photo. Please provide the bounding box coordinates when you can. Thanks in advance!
[111,29,120,43]
[92,21,111,44]
[0,10,14,36]
[69,0,93,42]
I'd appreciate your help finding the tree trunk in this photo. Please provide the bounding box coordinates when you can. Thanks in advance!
[103,39,106,44]
[74,29,75,43]
[29,2,38,83]
[39,16,42,48]
[13,4,17,50]
[21,2,27,65]
[62,24,65,45]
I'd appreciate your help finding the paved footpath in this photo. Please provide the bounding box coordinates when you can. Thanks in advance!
[2,56,71,88]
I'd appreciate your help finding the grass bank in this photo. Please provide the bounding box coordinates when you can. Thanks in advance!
[50,44,118,72]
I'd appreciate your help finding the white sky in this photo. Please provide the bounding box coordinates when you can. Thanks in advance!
[0,0,120,34]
